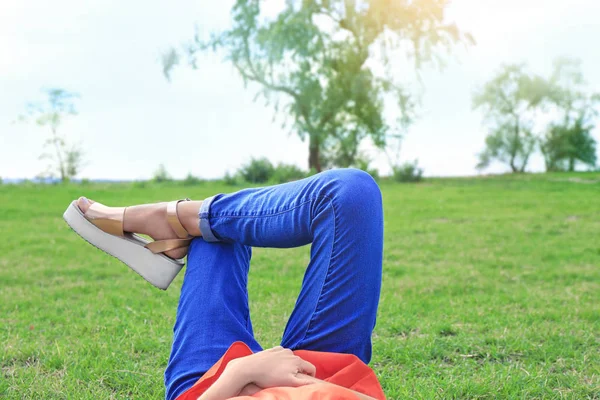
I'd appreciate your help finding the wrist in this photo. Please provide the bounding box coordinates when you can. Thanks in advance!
[224,357,255,386]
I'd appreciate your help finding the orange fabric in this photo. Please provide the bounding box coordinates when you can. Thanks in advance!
[176,342,385,400]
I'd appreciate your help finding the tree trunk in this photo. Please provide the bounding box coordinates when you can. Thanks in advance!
[308,135,322,172]
[51,127,67,182]
[569,157,575,171]
[510,117,520,173]
[509,152,518,172]
[520,151,531,173]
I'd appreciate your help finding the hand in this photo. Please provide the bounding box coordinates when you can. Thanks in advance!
[238,383,262,396]
[228,346,317,389]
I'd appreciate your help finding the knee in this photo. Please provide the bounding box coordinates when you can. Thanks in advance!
[318,168,382,208]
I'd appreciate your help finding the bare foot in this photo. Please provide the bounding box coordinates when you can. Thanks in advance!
[77,197,202,259]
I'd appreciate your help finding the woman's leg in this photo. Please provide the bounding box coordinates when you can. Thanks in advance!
[78,169,381,396]
[200,168,383,363]
[164,239,261,400]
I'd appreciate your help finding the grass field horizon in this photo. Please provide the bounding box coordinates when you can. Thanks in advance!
[1,172,599,399]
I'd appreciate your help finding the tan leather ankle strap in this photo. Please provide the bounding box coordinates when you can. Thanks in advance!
[166,198,191,239]
[145,237,192,254]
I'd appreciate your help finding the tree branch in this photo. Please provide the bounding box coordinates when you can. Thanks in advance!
[239,35,300,100]
[235,34,322,136]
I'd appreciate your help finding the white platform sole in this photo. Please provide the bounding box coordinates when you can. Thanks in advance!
[63,201,184,290]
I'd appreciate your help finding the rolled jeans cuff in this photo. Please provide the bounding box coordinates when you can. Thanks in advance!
[199,195,220,243]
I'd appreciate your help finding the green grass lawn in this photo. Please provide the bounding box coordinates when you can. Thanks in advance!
[1,173,599,399]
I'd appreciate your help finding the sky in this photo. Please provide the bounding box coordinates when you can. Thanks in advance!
[1,0,599,180]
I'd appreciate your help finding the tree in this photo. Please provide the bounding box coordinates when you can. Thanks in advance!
[540,58,598,171]
[473,65,546,173]
[152,164,173,182]
[541,119,597,171]
[20,88,84,182]
[238,157,274,183]
[165,0,471,172]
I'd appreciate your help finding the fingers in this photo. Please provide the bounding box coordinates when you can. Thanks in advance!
[238,383,263,396]
[299,359,317,377]
[264,346,288,354]
[267,346,284,352]
[271,347,316,377]
[291,374,316,387]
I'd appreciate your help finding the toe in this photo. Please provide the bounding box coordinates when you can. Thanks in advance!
[77,197,94,213]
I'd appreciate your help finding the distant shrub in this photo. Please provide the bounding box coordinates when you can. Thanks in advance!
[223,171,239,186]
[271,163,307,183]
[0,176,3,185]
[307,168,319,177]
[238,157,275,183]
[133,180,148,188]
[352,156,379,181]
[392,160,423,183]
[183,172,203,186]
[152,164,172,183]
[80,178,90,185]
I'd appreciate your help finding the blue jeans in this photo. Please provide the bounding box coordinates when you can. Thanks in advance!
[164,169,384,400]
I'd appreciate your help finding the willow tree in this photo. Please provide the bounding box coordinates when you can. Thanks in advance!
[540,58,598,171]
[473,65,547,173]
[164,0,471,171]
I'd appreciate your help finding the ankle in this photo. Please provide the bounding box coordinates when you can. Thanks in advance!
[123,203,164,234]
[178,200,202,236]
